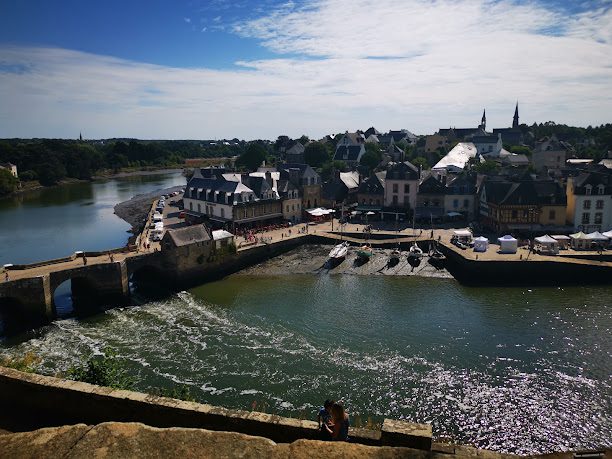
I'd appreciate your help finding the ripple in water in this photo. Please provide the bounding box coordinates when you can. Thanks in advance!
[0,276,610,455]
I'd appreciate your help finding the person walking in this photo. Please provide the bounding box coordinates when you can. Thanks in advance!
[4,271,8,282]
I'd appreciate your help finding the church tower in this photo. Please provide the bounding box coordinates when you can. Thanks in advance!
[512,102,519,129]
[480,109,486,131]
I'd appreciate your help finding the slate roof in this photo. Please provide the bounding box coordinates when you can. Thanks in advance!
[334,145,364,162]
[438,127,483,139]
[165,225,211,247]
[483,180,566,206]
[364,127,381,137]
[573,170,612,195]
[358,172,385,195]
[472,135,500,144]
[418,175,446,194]
[446,174,477,195]
[386,161,420,181]
[186,176,254,204]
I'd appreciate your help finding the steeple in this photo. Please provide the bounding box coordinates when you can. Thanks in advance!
[480,109,486,131]
[512,102,519,129]
[79,132,83,142]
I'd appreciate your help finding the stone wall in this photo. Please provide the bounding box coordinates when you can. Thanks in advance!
[0,366,432,450]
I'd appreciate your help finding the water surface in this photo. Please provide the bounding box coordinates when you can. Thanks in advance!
[1,274,609,454]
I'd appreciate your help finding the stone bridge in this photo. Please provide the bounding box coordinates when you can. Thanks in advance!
[0,252,169,333]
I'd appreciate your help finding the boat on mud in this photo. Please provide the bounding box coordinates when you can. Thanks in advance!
[356,244,373,260]
[329,241,349,259]
[407,242,423,260]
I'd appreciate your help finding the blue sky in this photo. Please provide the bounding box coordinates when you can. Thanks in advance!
[0,0,611,139]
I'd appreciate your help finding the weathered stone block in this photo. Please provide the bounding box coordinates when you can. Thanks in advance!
[380,418,432,450]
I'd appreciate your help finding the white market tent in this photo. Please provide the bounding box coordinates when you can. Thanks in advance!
[473,236,489,252]
[603,230,612,247]
[498,235,518,254]
[306,207,335,217]
[585,231,609,250]
[551,235,570,250]
[534,235,559,255]
[212,229,234,240]
[569,231,589,250]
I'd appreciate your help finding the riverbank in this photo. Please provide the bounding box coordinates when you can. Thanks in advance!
[236,243,453,279]
[113,185,184,232]
[92,167,184,180]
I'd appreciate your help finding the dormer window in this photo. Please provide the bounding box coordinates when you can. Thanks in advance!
[585,185,592,195]
[598,185,605,195]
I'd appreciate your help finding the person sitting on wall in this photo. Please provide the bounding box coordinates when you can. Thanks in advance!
[317,399,334,440]
[324,402,350,442]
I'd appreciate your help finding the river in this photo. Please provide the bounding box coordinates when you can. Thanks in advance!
[0,171,186,265]
[0,176,610,454]
[0,273,610,454]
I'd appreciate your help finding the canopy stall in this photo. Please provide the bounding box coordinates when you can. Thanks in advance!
[473,236,489,253]
[498,235,518,254]
[603,230,612,247]
[569,231,589,250]
[585,231,609,251]
[534,235,559,255]
[306,207,335,221]
[452,229,473,244]
[551,235,570,250]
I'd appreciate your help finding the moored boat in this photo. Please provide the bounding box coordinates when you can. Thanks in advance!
[389,248,401,263]
[329,241,349,259]
[356,244,373,259]
[407,242,423,259]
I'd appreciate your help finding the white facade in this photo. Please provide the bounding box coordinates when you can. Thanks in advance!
[567,179,612,232]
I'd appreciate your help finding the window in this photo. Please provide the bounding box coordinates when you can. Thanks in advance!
[197,203,201,213]
[453,199,459,209]
[221,208,225,218]
[549,210,556,220]
[392,195,398,205]
[286,205,289,212]
[404,184,410,193]
[393,184,398,193]
[292,204,295,211]
[595,213,603,224]
[189,202,193,211]
[362,199,366,205]
[404,195,410,204]
[522,209,528,219]
[585,185,592,195]
[583,200,591,209]
[464,199,469,208]
[376,199,380,205]
[596,200,604,209]
[582,213,590,224]
[598,185,605,195]
[511,210,518,219]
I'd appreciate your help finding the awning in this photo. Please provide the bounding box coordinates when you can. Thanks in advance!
[551,235,570,240]
[535,235,558,244]
[453,230,472,237]
[498,235,517,242]
[570,231,588,239]
[447,211,463,217]
[585,231,609,241]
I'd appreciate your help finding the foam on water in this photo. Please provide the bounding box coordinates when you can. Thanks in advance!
[0,279,610,454]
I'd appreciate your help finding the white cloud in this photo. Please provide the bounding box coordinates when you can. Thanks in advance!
[184,17,191,23]
[1,0,611,139]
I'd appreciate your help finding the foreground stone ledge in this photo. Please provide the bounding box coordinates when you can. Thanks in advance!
[0,422,490,459]
[381,418,432,450]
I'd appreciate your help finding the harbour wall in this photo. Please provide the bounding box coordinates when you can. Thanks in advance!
[0,366,431,450]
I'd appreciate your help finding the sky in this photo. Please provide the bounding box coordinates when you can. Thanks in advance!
[0,0,611,140]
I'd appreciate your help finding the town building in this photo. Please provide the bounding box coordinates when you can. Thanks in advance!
[356,172,386,212]
[161,225,213,270]
[424,134,449,154]
[333,131,365,166]
[532,135,569,175]
[285,142,305,163]
[479,178,567,233]
[0,163,18,178]
[321,171,360,208]
[382,161,421,219]
[566,168,612,232]
[183,168,283,230]
[432,142,479,173]
[280,163,322,210]
[444,174,477,221]
[251,169,302,223]
[415,174,446,221]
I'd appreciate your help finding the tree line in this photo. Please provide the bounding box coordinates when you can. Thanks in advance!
[0,139,246,194]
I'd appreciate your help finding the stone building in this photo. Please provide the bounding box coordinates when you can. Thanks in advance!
[566,167,612,232]
[382,161,421,219]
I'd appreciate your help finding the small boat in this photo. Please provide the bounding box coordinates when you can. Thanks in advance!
[407,242,423,259]
[356,244,373,259]
[389,248,401,263]
[329,241,349,259]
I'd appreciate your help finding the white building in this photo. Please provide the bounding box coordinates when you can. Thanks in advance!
[566,169,612,232]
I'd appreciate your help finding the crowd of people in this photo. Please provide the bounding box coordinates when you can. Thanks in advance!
[317,399,350,442]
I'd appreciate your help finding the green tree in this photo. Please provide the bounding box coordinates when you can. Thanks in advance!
[67,348,134,390]
[509,145,533,156]
[411,156,429,170]
[320,160,347,180]
[360,143,382,170]
[304,142,330,168]
[472,159,500,173]
[0,168,18,195]
[235,143,267,171]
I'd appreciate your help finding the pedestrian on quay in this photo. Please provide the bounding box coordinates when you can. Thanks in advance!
[83,256,87,265]
[4,271,8,282]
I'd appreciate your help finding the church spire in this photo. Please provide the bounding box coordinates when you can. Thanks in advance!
[481,109,486,131]
[512,102,519,129]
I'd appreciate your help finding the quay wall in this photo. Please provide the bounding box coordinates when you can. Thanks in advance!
[440,245,612,286]
[0,366,430,450]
